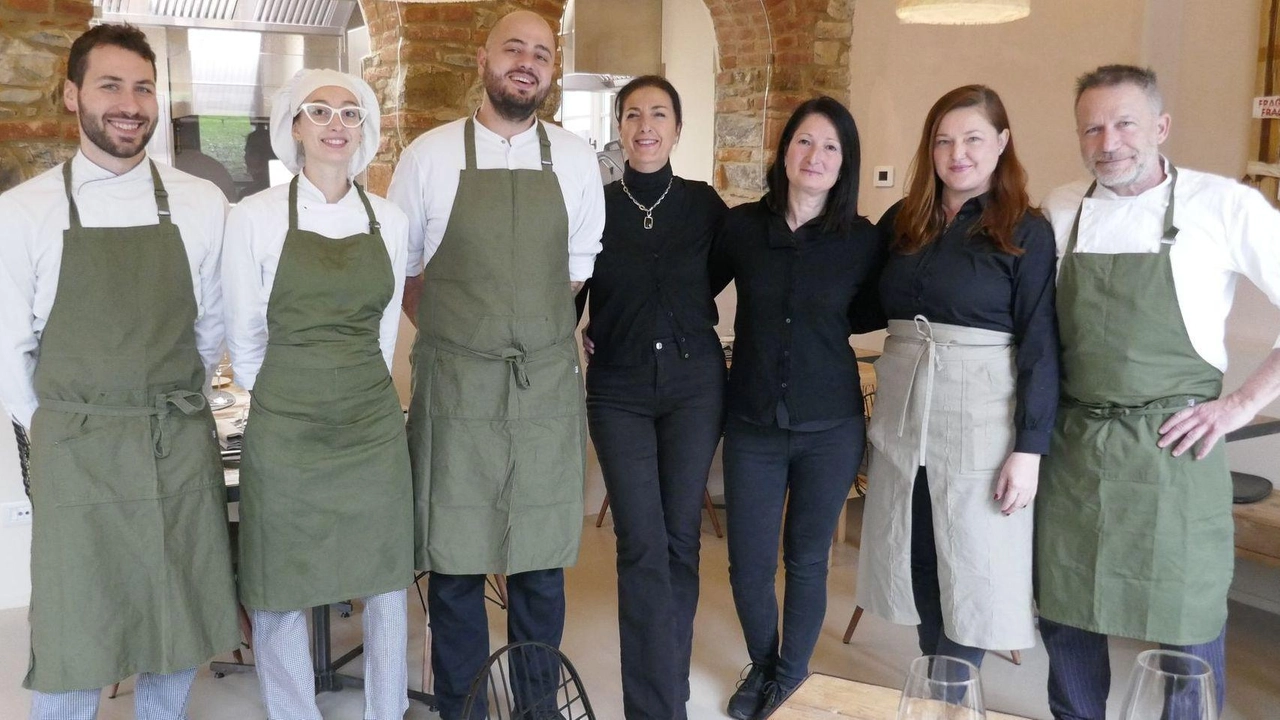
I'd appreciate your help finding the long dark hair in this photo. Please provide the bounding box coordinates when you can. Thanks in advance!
[894,84,1032,256]
[765,96,863,234]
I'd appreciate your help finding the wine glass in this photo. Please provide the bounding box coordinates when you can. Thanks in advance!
[208,352,236,410]
[897,655,985,720]
[1120,649,1218,720]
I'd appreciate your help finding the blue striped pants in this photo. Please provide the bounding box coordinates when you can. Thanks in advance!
[29,667,197,720]
[1039,618,1226,720]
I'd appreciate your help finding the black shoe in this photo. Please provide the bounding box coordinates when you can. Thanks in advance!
[726,663,770,720]
[751,680,791,719]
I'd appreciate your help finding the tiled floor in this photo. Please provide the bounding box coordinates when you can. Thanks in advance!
[2,503,1278,719]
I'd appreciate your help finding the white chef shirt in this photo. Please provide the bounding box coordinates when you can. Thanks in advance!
[1043,158,1280,373]
[222,173,408,391]
[0,152,227,429]
[386,115,605,281]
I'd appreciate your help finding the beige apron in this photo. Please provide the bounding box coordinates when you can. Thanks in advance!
[25,161,239,692]
[857,317,1034,650]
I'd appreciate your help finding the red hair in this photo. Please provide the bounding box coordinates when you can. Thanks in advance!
[894,85,1034,256]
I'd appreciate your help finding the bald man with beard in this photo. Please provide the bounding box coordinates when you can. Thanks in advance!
[387,10,604,719]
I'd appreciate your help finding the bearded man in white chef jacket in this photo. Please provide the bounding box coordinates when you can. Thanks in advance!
[0,23,238,720]
[1036,64,1280,720]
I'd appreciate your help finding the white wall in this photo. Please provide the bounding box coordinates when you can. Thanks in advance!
[662,0,717,184]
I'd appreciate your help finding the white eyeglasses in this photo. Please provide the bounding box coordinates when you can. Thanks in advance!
[297,102,368,128]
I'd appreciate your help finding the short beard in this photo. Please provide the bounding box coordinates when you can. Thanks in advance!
[80,112,156,160]
[484,67,549,123]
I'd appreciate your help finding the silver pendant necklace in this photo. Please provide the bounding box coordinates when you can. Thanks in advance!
[621,176,673,230]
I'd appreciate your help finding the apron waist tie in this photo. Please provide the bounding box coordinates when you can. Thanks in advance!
[41,390,208,457]
[898,315,957,461]
[422,336,573,390]
[1064,395,1203,420]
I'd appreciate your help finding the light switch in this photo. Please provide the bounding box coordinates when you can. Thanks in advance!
[873,166,894,188]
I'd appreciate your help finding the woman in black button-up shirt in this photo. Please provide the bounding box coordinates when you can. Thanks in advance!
[712,97,886,719]
[855,85,1058,672]
[579,76,728,720]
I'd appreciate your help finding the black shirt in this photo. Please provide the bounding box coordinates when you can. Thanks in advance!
[713,197,887,426]
[581,163,728,366]
[877,195,1059,454]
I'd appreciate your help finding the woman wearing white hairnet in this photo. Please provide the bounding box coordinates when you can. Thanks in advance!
[223,68,413,720]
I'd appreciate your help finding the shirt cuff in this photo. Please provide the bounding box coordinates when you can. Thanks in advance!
[568,253,596,283]
[1014,428,1051,455]
[8,400,37,431]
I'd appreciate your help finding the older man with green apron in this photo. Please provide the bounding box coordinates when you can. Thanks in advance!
[0,25,239,720]
[387,11,604,719]
[1038,65,1280,720]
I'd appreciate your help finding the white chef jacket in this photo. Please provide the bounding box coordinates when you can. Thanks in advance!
[0,152,227,429]
[1043,158,1280,373]
[386,115,605,282]
[222,173,408,391]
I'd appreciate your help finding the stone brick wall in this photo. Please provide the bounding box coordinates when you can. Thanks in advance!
[356,0,852,201]
[0,0,93,193]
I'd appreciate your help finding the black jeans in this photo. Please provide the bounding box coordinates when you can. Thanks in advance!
[911,467,987,668]
[722,413,862,689]
[427,569,565,720]
[586,350,725,720]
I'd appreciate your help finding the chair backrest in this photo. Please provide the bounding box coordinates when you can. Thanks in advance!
[461,641,596,720]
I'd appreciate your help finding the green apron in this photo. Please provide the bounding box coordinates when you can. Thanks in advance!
[1036,167,1233,645]
[408,118,586,574]
[24,160,239,693]
[238,177,414,611]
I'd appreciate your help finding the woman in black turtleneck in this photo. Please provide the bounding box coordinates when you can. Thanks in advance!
[578,75,727,720]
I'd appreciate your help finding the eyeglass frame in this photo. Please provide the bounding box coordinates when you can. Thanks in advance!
[296,102,369,128]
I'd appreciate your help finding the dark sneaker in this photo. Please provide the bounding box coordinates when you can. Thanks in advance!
[727,663,770,720]
[752,680,792,719]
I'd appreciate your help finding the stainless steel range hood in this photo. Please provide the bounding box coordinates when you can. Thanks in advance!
[94,0,357,36]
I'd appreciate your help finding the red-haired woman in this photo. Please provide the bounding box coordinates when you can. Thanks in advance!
[856,85,1059,668]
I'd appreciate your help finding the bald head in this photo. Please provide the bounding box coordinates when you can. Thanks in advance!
[477,10,556,125]
[485,10,555,56]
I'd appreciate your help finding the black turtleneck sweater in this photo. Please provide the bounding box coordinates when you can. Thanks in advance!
[580,162,728,367]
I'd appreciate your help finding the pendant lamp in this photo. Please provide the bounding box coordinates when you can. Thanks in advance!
[896,0,1030,25]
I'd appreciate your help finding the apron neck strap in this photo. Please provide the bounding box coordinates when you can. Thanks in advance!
[1065,164,1180,256]
[534,120,553,171]
[288,174,382,236]
[353,181,381,235]
[462,117,555,172]
[288,174,301,231]
[63,158,171,229]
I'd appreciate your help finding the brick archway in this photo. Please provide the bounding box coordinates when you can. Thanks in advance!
[357,0,852,200]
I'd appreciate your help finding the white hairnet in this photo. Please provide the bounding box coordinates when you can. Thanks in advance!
[270,68,380,178]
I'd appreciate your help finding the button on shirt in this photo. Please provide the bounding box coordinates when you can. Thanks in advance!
[0,153,227,428]
[222,174,409,390]
[1042,158,1280,372]
[877,196,1060,454]
[713,198,887,426]
[582,162,727,366]
[386,115,605,281]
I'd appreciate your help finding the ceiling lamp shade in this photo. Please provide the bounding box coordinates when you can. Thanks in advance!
[896,0,1030,25]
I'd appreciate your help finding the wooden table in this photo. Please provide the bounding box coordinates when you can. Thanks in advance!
[767,673,1031,720]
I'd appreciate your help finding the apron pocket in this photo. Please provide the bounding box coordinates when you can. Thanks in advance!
[960,358,1016,475]
[46,417,157,506]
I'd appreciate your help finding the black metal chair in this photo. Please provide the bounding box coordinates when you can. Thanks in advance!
[460,641,595,720]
